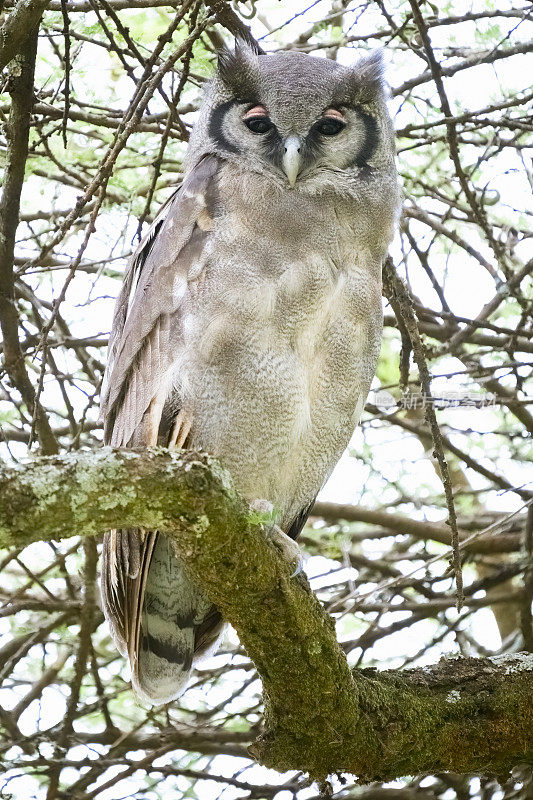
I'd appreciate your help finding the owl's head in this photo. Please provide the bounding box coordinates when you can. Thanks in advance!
[187,42,396,192]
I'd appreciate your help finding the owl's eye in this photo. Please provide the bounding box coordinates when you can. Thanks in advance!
[314,118,345,136]
[244,116,274,134]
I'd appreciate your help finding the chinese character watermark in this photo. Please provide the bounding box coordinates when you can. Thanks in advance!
[370,390,498,411]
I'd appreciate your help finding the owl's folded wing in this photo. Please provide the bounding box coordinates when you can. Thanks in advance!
[100,154,220,668]
[100,153,219,448]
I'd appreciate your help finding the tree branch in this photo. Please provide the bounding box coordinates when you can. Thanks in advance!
[0,21,58,454]
[2,448,533,780]
[0,0,50,71]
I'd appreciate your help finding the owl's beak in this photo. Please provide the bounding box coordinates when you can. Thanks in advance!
[282,135,302,188]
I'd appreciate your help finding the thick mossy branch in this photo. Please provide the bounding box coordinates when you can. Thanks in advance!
[1,448,533,781]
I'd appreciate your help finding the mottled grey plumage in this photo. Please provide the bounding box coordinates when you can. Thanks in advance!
[100,43,400,704]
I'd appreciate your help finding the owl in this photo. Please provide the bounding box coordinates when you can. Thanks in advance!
[100,42,400,704]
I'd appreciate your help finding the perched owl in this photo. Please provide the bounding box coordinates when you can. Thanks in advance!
[100,42,400,704]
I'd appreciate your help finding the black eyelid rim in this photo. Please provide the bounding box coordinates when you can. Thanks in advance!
[244,116,275,134]
[313,117,346,135]
[244,114,272,123]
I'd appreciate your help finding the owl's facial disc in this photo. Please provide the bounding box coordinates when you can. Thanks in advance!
[240,105,349,187]
[202,47,392,191]
[209,93,375,188]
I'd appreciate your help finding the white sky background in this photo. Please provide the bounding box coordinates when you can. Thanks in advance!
[1,0,532,797]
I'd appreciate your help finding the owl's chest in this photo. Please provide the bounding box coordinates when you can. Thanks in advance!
[180,199,382,510]
[185,237,380,426]
[193,193,380,371]
[193,243,369,374]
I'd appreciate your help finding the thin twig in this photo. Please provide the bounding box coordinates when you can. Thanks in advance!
[383,257,464,609]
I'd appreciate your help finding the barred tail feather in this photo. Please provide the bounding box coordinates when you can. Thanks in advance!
[131,536,221,705]
[134,614,195,704]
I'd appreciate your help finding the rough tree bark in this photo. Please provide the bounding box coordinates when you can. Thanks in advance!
[0,1,50,72]
[1,447,532,781]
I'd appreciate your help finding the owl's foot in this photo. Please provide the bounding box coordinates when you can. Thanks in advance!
[250,499,303,577]
[269,524,304,578]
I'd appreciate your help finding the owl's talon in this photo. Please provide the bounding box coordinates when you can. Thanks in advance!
[250,500,303,576]
[267,523,303,578]
[290,552,304,578]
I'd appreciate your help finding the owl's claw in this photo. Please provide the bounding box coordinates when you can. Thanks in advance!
[290,550,304,578]
[267,523,303,578]
[250,500,303,578]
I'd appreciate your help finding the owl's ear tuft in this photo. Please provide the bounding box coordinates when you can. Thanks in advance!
[216,39,261,100]
[341,50,386,104]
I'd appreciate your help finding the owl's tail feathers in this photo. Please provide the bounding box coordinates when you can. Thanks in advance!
[131,535,224,705]
[133,613,194,705]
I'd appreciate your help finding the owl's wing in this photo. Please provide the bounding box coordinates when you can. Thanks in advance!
[100,154,220,670]
[101,154,219,447]
[286,500,316,541]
